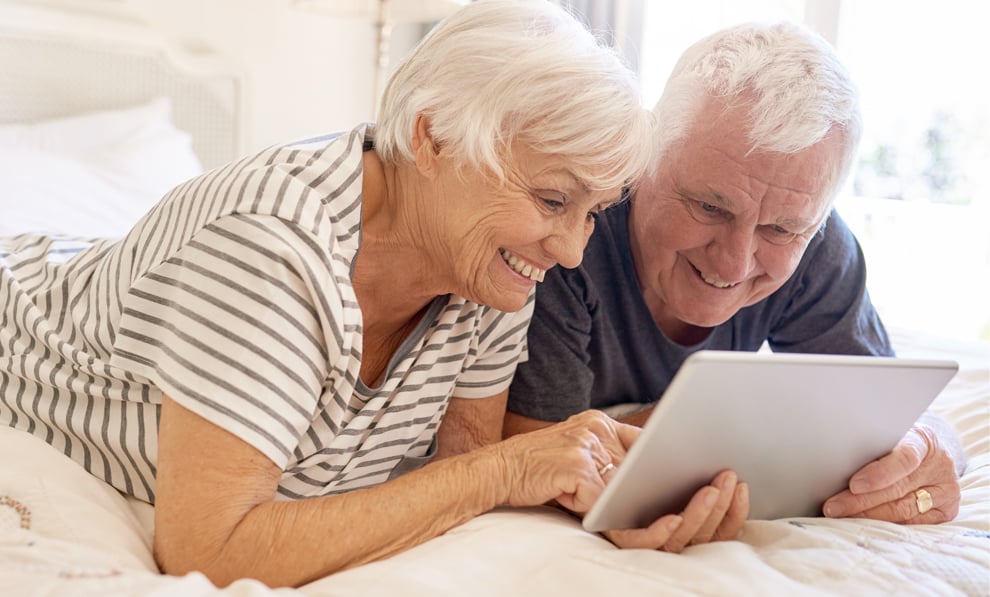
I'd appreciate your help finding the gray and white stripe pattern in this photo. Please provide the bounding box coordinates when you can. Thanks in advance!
[1,123,532,503]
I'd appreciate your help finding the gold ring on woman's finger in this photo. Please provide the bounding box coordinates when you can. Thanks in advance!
[914,488,933,514]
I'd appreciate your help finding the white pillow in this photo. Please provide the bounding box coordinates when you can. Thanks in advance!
[0,98,203,238]
[0,425,157,572]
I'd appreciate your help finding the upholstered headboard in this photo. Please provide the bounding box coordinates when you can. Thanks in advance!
[0,0,243,169]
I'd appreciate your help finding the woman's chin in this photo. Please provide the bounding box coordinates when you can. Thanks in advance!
[484,295,530,312]
[470,285,532,312]
[463,262,537,310]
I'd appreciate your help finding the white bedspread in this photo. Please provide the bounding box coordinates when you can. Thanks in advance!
[2,329,988,596]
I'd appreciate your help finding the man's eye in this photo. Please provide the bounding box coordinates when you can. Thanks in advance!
[684,198,728,223]
[760,224,799,245]
[586,210,600,223]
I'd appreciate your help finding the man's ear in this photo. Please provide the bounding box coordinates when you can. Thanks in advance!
[411,113,441,177]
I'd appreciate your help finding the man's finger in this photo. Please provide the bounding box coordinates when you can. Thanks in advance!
[848,429,930,494]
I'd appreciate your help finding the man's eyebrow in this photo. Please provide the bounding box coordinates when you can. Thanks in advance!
[705,188,819,230]
[705,189,735,210]
[776,216,816,230]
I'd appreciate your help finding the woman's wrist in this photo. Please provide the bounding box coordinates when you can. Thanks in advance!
[459,442,514,509]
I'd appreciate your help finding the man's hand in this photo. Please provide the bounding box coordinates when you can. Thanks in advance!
[602,469,749,552]
[823,423,961,523]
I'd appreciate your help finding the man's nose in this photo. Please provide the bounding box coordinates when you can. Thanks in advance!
[712,227,758,281]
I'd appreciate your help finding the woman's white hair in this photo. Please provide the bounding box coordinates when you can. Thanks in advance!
[375,0,653,191]
[653,21,862,196]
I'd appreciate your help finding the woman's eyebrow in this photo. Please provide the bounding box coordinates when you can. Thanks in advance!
[537,168,590,194]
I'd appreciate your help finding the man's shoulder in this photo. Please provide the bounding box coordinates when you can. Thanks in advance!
[801,209,860,263]
[740,210,864,319]
[536,202,634,314]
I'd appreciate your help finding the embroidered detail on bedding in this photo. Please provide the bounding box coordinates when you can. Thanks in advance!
[853,532,990,597]
[0,496,31,530]
[56,568,123,580]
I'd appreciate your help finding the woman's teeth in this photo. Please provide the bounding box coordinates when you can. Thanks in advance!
[501,249,546,282]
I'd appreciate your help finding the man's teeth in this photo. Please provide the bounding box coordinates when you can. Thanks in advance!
[701,271,736,288]
[500,249,546,282]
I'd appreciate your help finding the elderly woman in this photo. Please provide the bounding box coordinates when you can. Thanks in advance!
[0,0,655,589]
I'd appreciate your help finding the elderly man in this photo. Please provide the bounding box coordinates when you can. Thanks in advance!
[503,21,966,552]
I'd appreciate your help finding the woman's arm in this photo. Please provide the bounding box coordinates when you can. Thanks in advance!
[155,396,633,588]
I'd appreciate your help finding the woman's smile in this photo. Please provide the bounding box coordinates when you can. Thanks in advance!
[500,248,546,282]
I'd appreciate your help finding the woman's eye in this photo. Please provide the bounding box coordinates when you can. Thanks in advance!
[586,210,600,223]
[699,201,720,213]
[536,191,567,212]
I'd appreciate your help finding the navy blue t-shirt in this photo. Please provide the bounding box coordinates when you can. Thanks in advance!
[507,200,893,422]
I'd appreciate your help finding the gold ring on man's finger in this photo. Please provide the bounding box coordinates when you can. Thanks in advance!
[914,488,934,514]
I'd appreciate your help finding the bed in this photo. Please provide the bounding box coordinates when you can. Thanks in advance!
[1,3,988,596]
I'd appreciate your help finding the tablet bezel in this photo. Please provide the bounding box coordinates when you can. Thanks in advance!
[582,350,958,532]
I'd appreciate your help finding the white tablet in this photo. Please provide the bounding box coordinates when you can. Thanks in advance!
[582,350,958,532]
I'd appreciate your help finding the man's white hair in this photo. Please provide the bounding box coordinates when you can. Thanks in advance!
[653,21,862,200]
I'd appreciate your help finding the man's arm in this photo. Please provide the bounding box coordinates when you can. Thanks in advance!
[435,391,509,458]
[917,410,967,476]
[505,269,599,427]
[505,406,652,438]
[608,404,654,428]
[769,211,894,357]
[503,410,553,437]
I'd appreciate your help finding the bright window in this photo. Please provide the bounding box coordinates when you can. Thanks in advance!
[639,0,990,342]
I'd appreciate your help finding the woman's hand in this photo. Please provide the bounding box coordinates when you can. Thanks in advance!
[491,411,748,551]
[602,469,749,552]
[491,410,639,513]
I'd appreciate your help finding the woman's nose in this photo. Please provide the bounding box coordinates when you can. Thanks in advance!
[548,218,592,270]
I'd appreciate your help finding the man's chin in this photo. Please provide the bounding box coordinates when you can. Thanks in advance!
[674,287,769,327]
[676,307,737,329]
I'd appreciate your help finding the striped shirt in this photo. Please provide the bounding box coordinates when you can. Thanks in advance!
[0,123,532,503]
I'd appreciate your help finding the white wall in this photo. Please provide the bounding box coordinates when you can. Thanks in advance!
[125,0,422,152]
